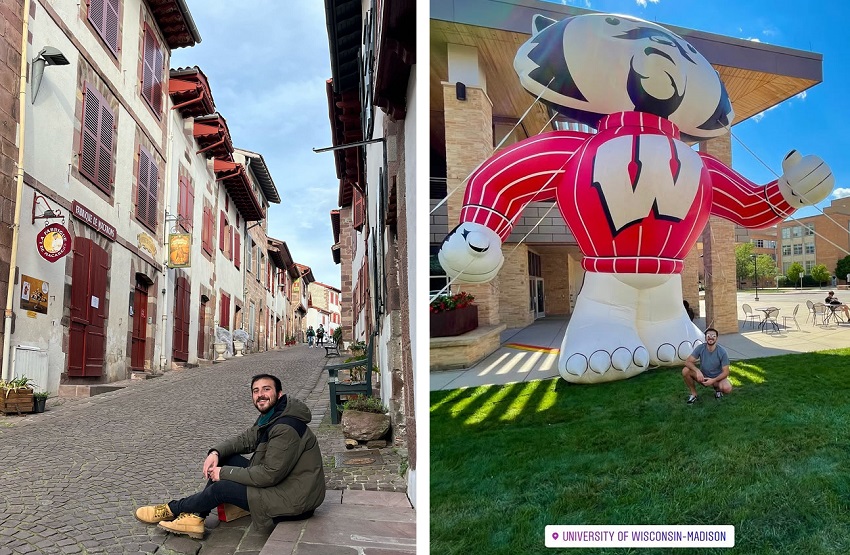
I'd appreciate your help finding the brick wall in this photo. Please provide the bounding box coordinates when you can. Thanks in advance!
[498,244,532,328]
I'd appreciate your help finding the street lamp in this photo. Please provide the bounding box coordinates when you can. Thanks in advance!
[799,272,804,290]
[752,254,759,301]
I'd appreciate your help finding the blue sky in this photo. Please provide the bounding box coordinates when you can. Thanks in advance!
[171,1,341,288]
[545,0,850,219]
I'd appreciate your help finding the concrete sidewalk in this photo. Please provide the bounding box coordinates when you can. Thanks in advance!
[431,290,850,391]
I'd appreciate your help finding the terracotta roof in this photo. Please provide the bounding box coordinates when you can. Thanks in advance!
[213,159,264,221]
[169,66,215,118]
[194,113,233,160]
[148,0,201,49]
[236,148,281,204]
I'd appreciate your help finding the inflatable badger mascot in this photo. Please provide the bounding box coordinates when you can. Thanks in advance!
[439,13,834,383]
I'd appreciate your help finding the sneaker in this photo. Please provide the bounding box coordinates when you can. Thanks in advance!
[158,513,205,539]
[687,394,698,404]
[135,503,174,524]
[715,391,723,400]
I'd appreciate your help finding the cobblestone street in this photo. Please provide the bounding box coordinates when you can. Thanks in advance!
[0,345,406,554]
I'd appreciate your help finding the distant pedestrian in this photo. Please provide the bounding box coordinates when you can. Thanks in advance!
[306,326,315,348]
[134,374,325,538]
[316,324,325,346]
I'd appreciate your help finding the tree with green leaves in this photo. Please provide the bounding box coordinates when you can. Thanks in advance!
[735,243,755,285]
[754,254,778,287]
[786,262,805,287]
[836,256,850,283]
[811,264,831,287]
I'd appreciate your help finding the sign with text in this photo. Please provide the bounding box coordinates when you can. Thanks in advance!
[72,201,116,241]
[168,233,191,268]
[36,223,71,262]
[20,274,48,314]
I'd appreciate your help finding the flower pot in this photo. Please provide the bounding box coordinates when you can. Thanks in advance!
[233,340,245,357]
[430,305,479,337]
[33,397,46,413]
[213,342,227,362]
[0,388,34,415]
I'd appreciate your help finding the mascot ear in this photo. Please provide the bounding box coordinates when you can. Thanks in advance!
[532,14,557,36]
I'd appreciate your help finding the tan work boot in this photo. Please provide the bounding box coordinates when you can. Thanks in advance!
[158,513,205,539]
[135,503,174,524]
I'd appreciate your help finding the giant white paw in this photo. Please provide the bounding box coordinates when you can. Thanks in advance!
[558,324,650,384]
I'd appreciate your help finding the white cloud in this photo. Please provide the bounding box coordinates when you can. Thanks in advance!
[747,37,762,43]
[796,91,807,100]
[832,188,850,199]
[751,104,780,122]
[636,0,660,6]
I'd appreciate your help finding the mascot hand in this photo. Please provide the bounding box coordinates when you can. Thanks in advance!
[778,150,834,207]
[438,222,504,284]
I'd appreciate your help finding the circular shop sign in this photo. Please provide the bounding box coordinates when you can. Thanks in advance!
[36,223,72,262]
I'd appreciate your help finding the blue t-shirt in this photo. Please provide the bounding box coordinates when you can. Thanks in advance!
[691,343,729,379]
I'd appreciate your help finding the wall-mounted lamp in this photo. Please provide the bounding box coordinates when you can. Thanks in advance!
[31,47,70,104]
[456,81,466,101]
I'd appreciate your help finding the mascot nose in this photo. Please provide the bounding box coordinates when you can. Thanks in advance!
[463,230,492,254]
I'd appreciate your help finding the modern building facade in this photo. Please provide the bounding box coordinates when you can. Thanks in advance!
[430,0,825,336]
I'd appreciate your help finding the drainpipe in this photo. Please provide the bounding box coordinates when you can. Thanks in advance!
[2,0,32,381]
[160,110,176,372]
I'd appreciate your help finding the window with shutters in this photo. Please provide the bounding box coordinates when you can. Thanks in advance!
[177,175,194,233]
[352,186,365,230]
[234,232,241,269]
[246,238,253,273]
[141,24,164,116]
[202,202,213,255]
[80,84,115,194]
[87,0,120,57]
[136,146,158,231]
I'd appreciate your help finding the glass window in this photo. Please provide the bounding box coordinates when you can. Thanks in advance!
[792,226,802,237]
[781,228,791,239]
[782,245,791,256]
[805,260,814,272]
[783,262,791,274]
[793,244,803,255]
[805,224,815,236]
[805,243,815,254]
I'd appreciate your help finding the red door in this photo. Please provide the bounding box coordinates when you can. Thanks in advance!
[68,238,108,377]
[172,274,190,361]
[131,280,148,369]
[197,296,208,359]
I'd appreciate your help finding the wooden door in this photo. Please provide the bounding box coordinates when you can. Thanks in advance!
[172,274,190,361]
[131,280,148,369]
[197,296,207,359]
[68,238,108,377]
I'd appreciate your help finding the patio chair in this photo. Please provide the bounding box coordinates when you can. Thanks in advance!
[761,307,780,333]
[782,304,801,331]
[811,302,827,327]
[805,299,815,323]
[741,303,760,330]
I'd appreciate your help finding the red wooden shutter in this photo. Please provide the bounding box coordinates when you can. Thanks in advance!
[202,205,212,254]
[137,149,149,224]
[219,211,226,251]
[234,232,241,268]
[352,187,364,229]
[141,25,162,114]
[97,95,114,192]
[80,85,100,188]
[173,275,190,361]
[85,243,109,377]
[186,179,195,232]
[220,293,231,328]
[88,0,119,56]
[146,152,158,229]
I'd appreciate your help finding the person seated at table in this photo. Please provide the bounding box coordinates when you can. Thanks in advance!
[824,291,850,320]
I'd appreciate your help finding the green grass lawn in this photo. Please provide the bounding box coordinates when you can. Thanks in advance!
[430,349,850,555]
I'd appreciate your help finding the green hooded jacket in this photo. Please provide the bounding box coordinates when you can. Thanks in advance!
[212,395,325,532]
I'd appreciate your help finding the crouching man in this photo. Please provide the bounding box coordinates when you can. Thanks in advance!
[682,328,733,404]
[135,373,325,538]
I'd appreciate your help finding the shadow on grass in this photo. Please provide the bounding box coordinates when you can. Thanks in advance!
[430,349,850,555]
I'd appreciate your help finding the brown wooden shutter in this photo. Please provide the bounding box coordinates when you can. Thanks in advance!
[234,232,241,268]
[137,149,149,224]
[202,204,212,254]
[220,293,230,328]
[152,46,164,114]
[146,153,158,229]
[80,84,100,188]
[186,178,195,233]
[173,275,190,361]
[142,25,158,112]
[352,187,364,230]
[88,0,119,56]
[97,94,114,192]
[219,211,226,251]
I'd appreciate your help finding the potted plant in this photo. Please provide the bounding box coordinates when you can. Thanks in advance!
[32,391,50,413]
[430,291,478,337]
[339,394,390,441]
[0,376,36,415]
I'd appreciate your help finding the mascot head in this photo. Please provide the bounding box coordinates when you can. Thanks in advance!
[515,13,734,141]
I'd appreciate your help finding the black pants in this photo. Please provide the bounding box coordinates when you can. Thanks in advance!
[168,454,250,518]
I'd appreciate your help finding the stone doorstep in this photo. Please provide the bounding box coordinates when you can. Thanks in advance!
[57,384,126,398]
[259,490,415,555]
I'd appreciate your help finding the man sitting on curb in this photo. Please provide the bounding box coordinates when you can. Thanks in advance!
[134,373,326,538]
[681,328,732,404]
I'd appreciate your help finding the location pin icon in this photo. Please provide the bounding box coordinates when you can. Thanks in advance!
[552,532,559,540]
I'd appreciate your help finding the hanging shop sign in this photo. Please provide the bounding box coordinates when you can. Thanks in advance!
[168,233,191,268]
[20,274,49,314]
[72,201,116,241]
[36,223,71,262]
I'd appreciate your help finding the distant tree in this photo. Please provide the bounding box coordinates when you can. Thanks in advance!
[786,262,805,287]
[811,264,831,287]
[755,254,778,286]
[836,256,850,283]
[735,243,755,284]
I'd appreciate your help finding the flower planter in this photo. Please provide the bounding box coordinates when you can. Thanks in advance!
[33,397,47,413]
[430,305,479,337]
[0,388,34,415]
